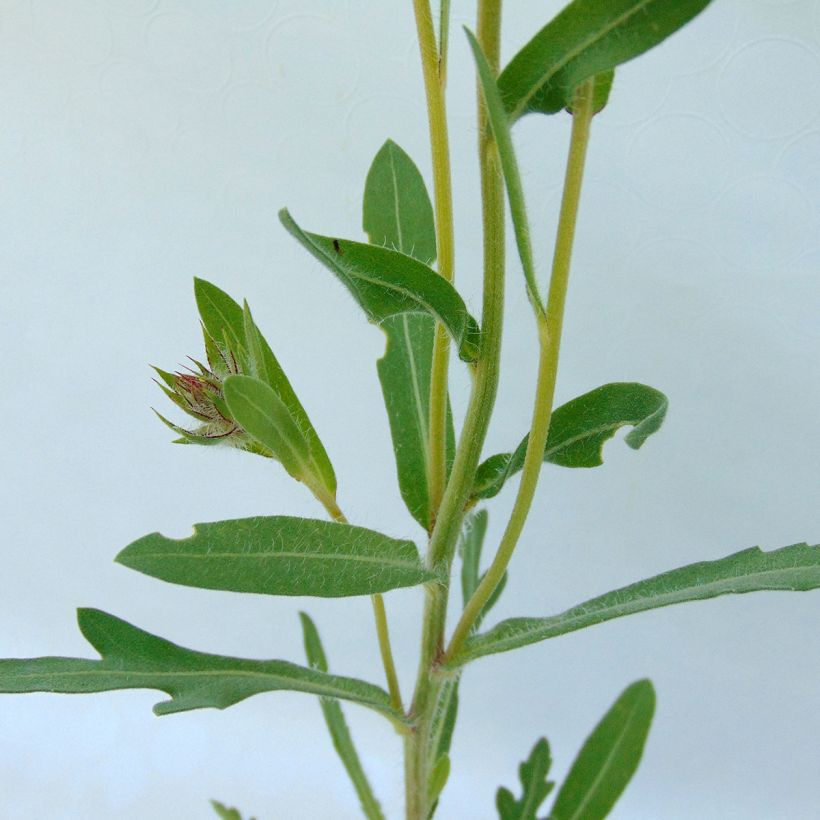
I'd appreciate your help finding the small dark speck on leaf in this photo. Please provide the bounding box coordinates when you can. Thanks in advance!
[333,239,343,255]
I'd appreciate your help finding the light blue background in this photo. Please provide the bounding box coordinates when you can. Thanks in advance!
[1,1,819,817]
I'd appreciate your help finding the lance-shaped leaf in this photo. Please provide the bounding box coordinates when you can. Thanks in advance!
[496,738,553,820]
[458,542,820,663]
[279,209,480,362]
[364,142,455,529]
[224,375,314,484]
[363,139,436,264]
[116,516,434,598]
[191,279,337,493]
[211,801,254,820]
[377,314,457,529]
[459,509,507,630]
[499,0,713,121]
[300,613,385,820]
[0,609,405,723]
[472,383,667,501]
[467,28,543,310]
[550,680,655,820]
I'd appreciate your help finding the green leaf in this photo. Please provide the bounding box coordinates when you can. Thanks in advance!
[496,738,553,820]
[192,279,337,493]
[224,375,314,484]
[363,139,436,264]
[550,680,655,820]
[566,69,615,115]
[279,209,480,362]
[377,315,456,529]
[499,0,713,120]
[0,609,405,723]
[194,277,246,355]
[460,509,490,606]
[459,542,820,663]
[300,613,385,820]
[210,800,254,820]
[472,383,668,501]
[467,28,542,310]
[116,516,434,598]
[363,142,454,529]
[458,510,506,631]
[428,753,451,805]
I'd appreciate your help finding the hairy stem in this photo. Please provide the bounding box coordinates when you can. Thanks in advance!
[412,0,455,523]
[446,77,596,662]
[405,2,505,817]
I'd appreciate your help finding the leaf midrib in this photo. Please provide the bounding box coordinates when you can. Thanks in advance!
[511,0,659,119]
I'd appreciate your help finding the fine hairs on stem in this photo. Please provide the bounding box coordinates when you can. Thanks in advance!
[2,2,817,819]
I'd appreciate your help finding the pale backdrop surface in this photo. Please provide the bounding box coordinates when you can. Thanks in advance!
[1,1,819,818]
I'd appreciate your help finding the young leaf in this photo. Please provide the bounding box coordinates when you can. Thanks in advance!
[459,542,820,663]
[429,677,459,766]
[0,609,405,723]
[363,139,436,264]
[472,383,668,500]
[223,375,314,485]
[550,680,655,820]
[189,279,336,492]
[460,509,490,606]
[210,800,254,820]
[498,0,713,120]
[116,516,435,598]
[467,28,542,310]
[496,738,553,820]
[458,510,506,631]
[300,613,385,820]
[279,209,480,362]
[364,142,455,529]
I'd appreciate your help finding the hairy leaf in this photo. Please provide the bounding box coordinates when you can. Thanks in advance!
[460,542,820,663]
[364,141,454,529]
[280,209,480,362]
[0,609,404,722]
[300,613,385,820]
[192,279,336,491]
[472,383,667,500]
[499,0,713,120]
[496,738,553,820]
[363,139,436,264]
[210,801,254,820]
[224,375,314,484]
[551,681,655,820]
[117,516,434,598]
[377,315,456,529]
[467,28,542,309]
[459,509,506,630]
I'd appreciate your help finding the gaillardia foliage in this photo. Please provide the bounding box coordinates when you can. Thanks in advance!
[2,1,817,818]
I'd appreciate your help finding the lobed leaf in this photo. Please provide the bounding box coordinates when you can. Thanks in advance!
[117,516,434,598]
[0,609,404,722]
[496,738,553,820]
[459,542,820,663]
[499,0,713,120]
[472,383,668,500]
[550,680,655,820]
[300,613,385,820]
[280,209,480,362]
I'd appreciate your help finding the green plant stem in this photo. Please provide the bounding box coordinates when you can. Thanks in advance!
[316,491,403,715]
[445,77,596,663]
[412,0,455,524]
[405,3,505,817]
